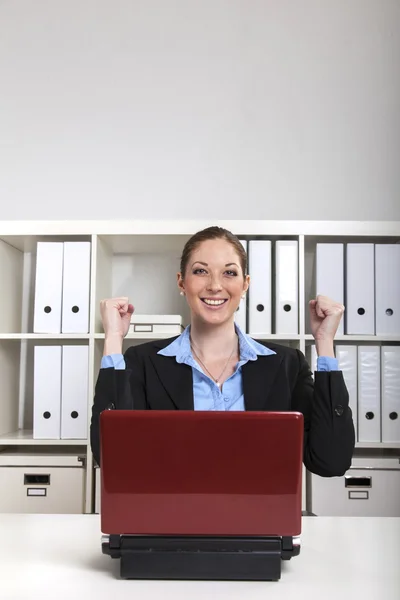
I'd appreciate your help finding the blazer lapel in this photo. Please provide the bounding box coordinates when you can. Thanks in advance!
[149,351,194,410]
[242,353,284,411]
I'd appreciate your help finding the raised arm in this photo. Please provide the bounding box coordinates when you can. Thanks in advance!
[292,349,355,476]
[90,297,144,465]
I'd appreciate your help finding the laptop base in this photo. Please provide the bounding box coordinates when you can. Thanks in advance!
[102,535,300,581]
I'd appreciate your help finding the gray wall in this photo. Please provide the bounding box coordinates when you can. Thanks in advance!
[1,0,399,221]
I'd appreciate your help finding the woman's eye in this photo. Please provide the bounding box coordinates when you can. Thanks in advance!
[192,268,237,276]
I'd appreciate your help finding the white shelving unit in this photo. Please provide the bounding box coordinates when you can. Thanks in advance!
[0,219,399,514]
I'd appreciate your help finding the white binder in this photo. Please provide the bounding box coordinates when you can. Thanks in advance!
[33,346,62,439]
[358,346,381,443]
[336,345,358,441]
[375,244,400,336]
[381,346,400,443]
[61,346,89,440]
[248,240,272,336]
[33,243,64,333]
[310,344,318,378]
[316,244,344,335]
[234,239,248,332]
[346,244,375,335]
[61,242,91,333]
[275,240,298,334]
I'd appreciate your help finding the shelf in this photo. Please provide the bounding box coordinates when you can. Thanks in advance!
[0,430,88,446]
[305,335,400,343]
[0,333,397,342]
[355,442,400,449]
[0,334,91,340]
[1,219,399,237]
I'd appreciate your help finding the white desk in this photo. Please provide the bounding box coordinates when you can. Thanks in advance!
[1,515,399,600]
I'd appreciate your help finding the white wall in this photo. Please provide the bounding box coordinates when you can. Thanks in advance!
[0,0,399,221]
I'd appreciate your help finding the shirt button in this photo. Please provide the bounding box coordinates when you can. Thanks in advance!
[334,405,344,417]
[224,397,229,403]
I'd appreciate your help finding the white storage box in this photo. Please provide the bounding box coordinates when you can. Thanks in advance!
[0,452,86,514]
[129,314,184,335]
[311,457,400,517]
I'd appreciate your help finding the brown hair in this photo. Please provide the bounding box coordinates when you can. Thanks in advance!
[180,226,247,278]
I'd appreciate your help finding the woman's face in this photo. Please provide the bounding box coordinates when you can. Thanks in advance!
[177,238,249,327]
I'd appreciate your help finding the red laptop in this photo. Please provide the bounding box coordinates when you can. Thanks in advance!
[100,410,303,581]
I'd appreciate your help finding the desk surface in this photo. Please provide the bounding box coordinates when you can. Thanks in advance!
[1,515,399,600]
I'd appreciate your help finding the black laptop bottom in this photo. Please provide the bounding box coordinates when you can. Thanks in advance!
[102,534,301,581]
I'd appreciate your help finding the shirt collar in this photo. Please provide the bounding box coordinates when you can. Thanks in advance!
[157,323,276,363]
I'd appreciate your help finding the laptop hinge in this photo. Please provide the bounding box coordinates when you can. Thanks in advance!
[101,534,121,559]
[101,535,301,580]
[281,536,301,560]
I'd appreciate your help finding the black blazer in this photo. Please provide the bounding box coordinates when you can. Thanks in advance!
[90,338,355,477]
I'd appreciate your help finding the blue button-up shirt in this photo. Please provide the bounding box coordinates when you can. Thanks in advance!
[101,325,338,410]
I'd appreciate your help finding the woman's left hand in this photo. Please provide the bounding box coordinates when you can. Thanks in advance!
[309,295,345,341]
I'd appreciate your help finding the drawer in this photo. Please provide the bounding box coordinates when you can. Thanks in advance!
[311,458,400,517]
[0,453,85,514]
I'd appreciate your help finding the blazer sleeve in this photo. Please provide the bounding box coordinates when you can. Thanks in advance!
[90,347,148,466]
[291,349,355,477]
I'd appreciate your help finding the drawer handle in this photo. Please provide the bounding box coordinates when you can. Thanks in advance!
[349,491,369,500]
[24,474,50,485]
[27,488,47,497]
[134,324,153,332]
[345,476,371,488]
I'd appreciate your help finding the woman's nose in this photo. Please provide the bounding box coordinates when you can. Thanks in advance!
[206,274,223,292]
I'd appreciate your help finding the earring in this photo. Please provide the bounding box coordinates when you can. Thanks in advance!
[180,291,185,296]
[241,293,246,299]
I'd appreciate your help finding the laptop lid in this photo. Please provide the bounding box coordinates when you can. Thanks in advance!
[100,410,303,537]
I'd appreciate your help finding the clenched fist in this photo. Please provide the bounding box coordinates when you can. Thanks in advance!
[100,297,134,340]
[309,295,344,341]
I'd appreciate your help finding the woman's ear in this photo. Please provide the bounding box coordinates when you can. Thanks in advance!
[244,274,250,293]
[177,272,185,294]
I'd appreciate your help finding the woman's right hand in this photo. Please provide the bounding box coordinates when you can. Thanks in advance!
[100,297,134,340]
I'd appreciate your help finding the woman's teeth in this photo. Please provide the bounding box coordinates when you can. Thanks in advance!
[202,299,226,306]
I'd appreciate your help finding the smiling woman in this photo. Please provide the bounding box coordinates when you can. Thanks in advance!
[91,226,355,478]
[177,230,249,333]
